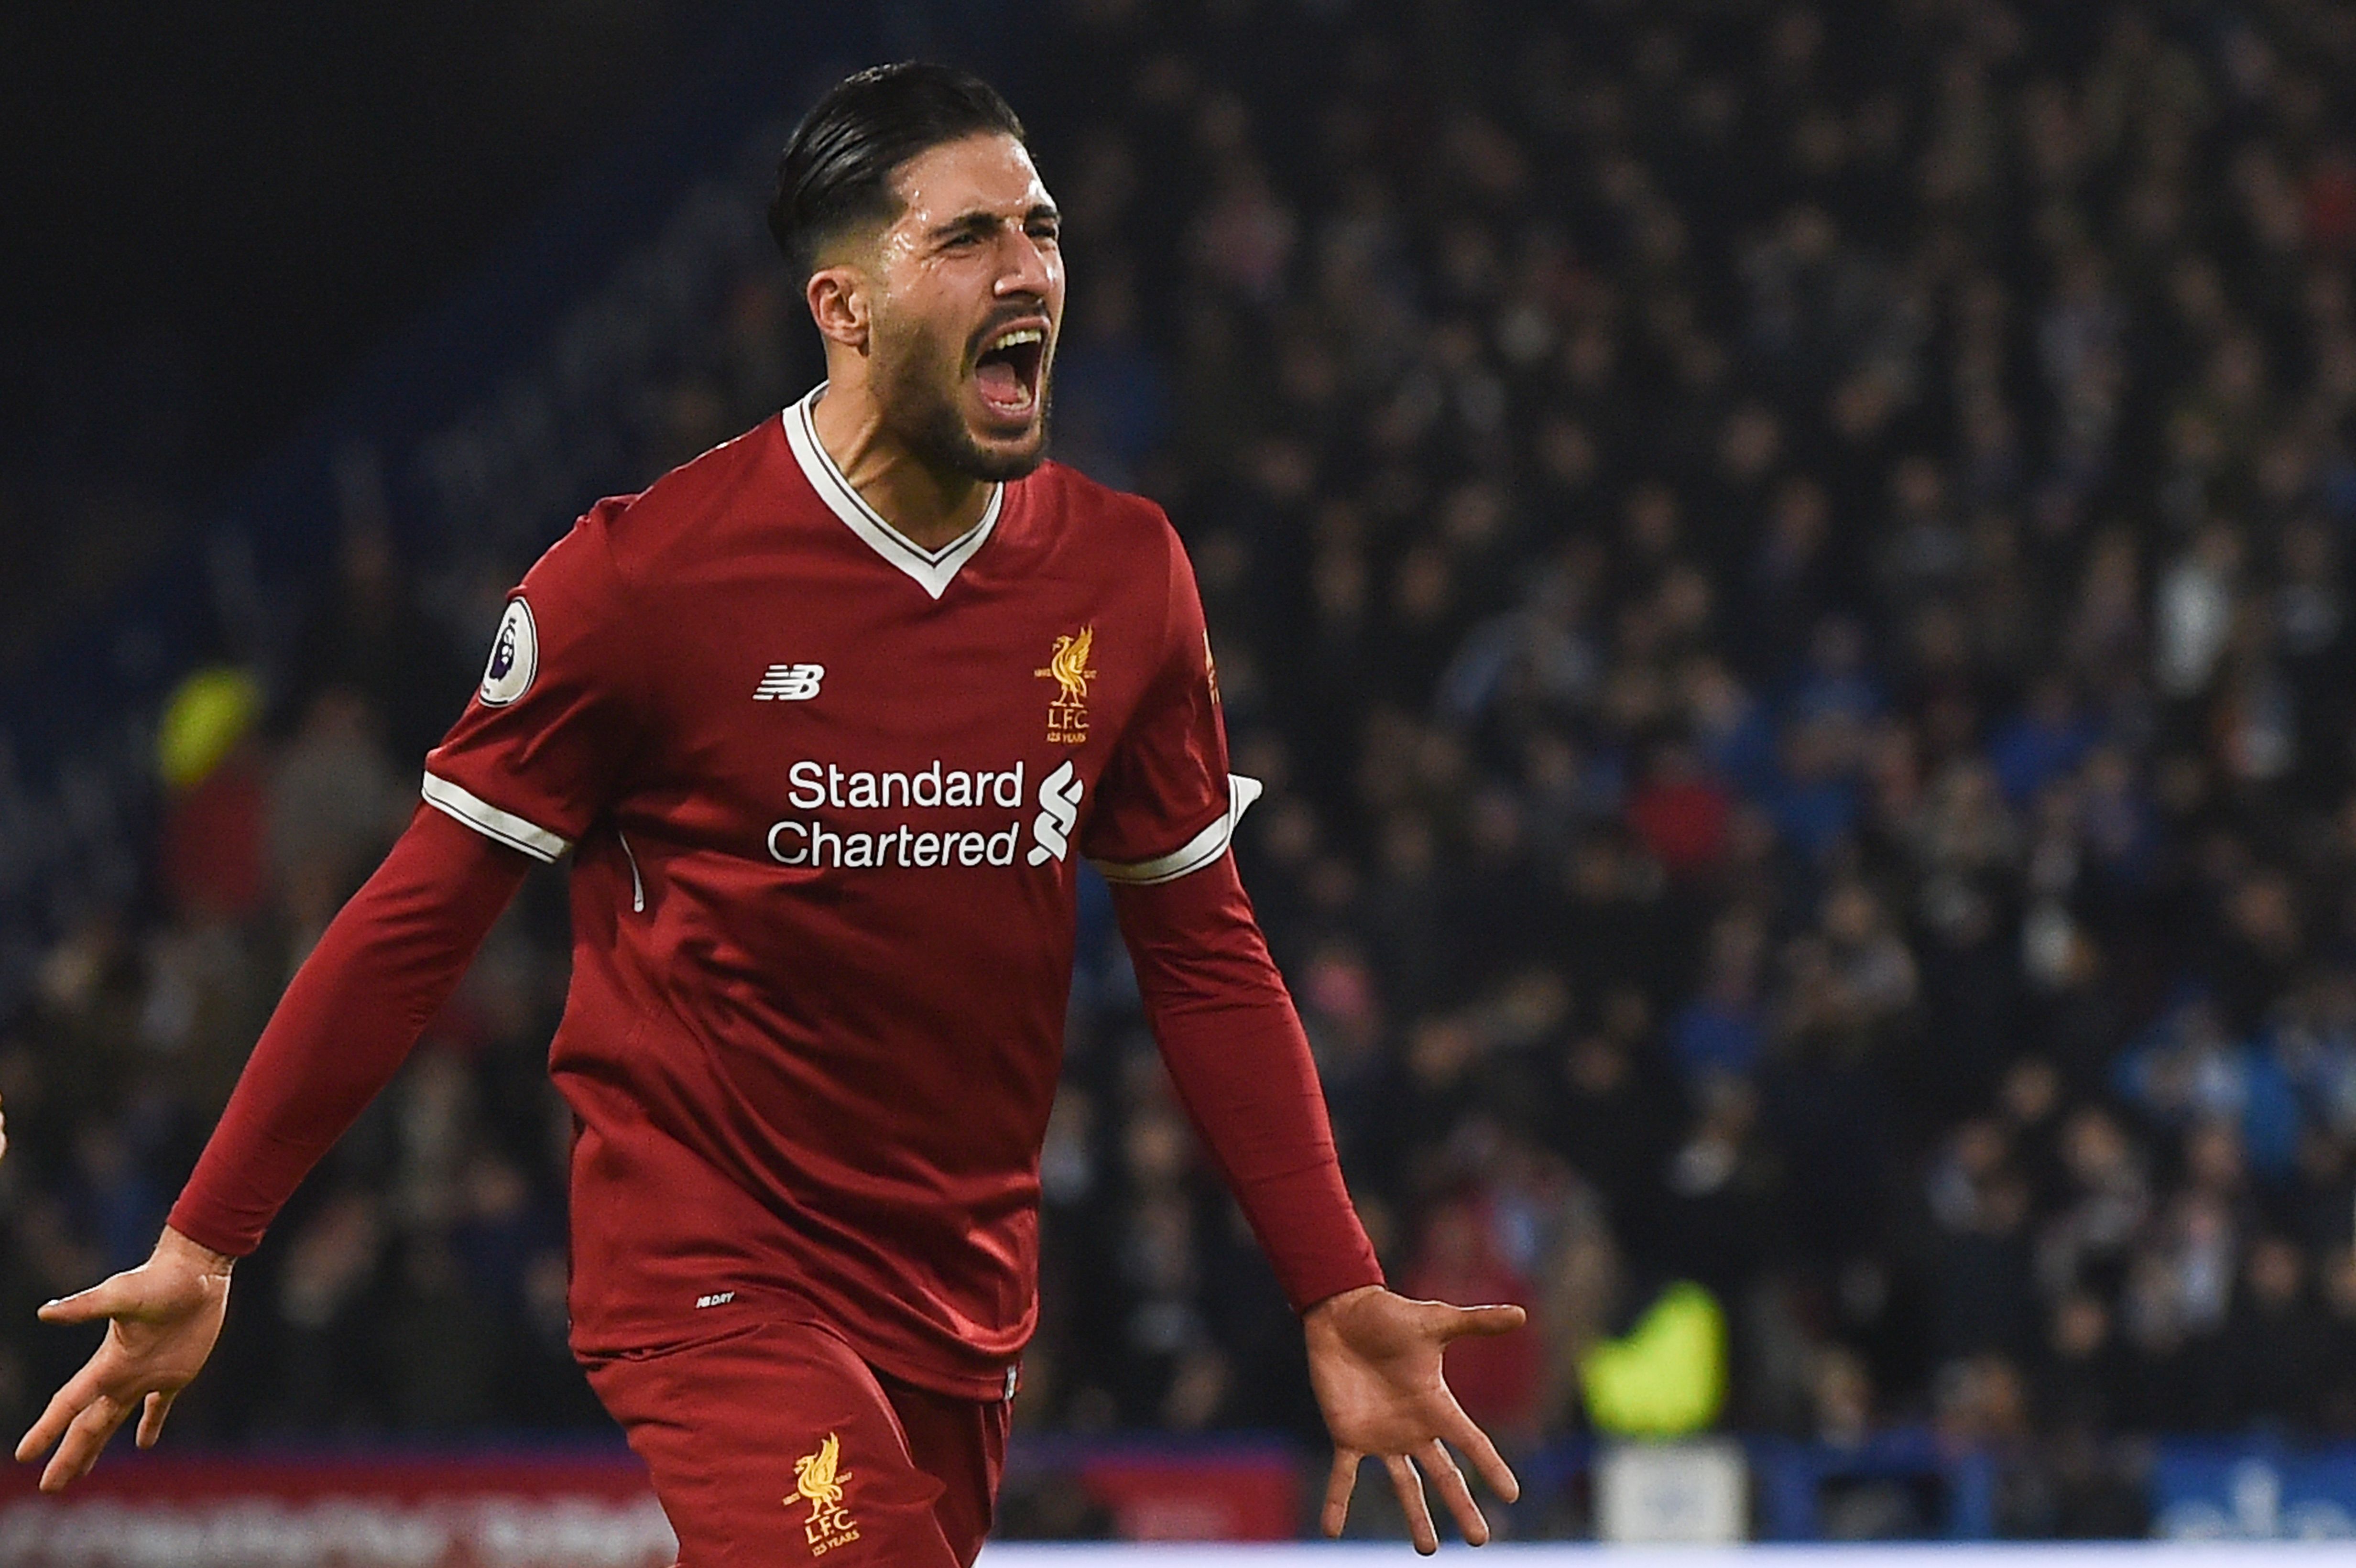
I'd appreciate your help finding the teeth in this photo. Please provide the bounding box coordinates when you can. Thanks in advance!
[988,328,1044,353]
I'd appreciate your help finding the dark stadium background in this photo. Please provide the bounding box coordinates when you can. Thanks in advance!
[5,0,2356,1549]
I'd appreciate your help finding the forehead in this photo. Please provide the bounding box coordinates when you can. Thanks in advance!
[888,133,1051,226]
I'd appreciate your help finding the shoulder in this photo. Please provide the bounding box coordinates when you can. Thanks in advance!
[1022,454,1187,577]
[584,415,790,580]
[1019,460,1177,553]
[1016,463,1200,647]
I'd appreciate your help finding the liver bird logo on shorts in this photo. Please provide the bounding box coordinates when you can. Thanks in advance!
[1035,625,1098,744]
[790,1432,859,1555]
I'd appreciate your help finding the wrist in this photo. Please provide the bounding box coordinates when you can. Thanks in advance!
[1303,1282,1382,1327]
[155,1225,237,1278]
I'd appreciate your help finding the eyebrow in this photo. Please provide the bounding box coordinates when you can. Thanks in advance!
[927,203,1061,243]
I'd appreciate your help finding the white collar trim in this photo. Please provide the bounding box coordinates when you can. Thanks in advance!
[783,384,1001,600]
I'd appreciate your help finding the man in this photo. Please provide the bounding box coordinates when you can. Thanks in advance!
[18,65,1522,1564]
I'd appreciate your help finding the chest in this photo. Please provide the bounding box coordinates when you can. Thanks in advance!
[626,547,1155,840]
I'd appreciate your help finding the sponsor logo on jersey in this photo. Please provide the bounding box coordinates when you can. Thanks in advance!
[1204,629,1221,707]
[767,817,1022,869]
[754,663,825,701]
[762,756,1086,872]
[1027,760,1084,865]
[1034,625,1098,744]
[766,759,1029,870]
[478,599,538,707]
[788,1432,858,1556]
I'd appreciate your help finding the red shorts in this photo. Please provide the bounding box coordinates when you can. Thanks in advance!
[583,1315,1011,1568]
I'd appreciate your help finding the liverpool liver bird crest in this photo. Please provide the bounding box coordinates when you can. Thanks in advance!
[794,1432,850,1510]
[1038,626,1096,704]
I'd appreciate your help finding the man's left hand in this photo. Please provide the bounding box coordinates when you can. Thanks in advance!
[1304,1284,1526,1553]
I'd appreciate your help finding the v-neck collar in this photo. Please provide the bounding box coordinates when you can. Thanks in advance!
[782,384,1002,600]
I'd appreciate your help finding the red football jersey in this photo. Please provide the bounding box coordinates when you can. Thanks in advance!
[422,388,1252,1399]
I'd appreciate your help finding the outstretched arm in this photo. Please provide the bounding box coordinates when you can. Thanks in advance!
[1113,856,1524,1552]
[15,805,530,1490]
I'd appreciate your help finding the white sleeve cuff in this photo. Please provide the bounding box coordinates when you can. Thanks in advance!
[421,773,570,864]
[1091,773,1263,886]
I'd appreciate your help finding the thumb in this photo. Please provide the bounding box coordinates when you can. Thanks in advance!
[37,1273,142,1325]
[1432,1302,1527,1341]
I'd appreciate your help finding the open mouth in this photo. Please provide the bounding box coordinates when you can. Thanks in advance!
[973,325,1047,420]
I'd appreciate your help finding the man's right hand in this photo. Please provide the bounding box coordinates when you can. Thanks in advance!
[14,1226,234,1492]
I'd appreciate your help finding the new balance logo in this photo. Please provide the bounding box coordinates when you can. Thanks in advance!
[754,664,825,701]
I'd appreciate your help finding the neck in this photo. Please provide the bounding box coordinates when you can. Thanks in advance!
[808,377,993,552]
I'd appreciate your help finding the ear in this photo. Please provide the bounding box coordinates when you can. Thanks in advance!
[806,264,871,353]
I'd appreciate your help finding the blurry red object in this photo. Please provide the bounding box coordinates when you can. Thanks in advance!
[1402,1197,1540,1434]
[1629,776,1731,875]
[0,1449,672,1566]
[2306,148,2356,257]
[158,749,270,921]
[1079,1447,1299,1540]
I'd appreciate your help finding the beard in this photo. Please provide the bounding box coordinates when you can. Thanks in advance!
[873,310,1052,483]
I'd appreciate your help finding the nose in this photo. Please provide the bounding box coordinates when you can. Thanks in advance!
[995,227,1055,302]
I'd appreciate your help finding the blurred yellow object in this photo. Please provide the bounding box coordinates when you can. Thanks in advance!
[1579,1281,1727,1438]
[157,666,262,789]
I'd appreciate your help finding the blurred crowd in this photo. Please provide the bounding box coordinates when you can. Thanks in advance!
[8,0,2356,1539]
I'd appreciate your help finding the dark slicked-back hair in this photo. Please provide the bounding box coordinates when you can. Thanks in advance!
[768,63,1026,282]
